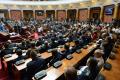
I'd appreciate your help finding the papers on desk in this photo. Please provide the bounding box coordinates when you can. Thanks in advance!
[9,32,20,38]
[22,50,27,56]
[58,45,64,48]
[4,54,12,58]
[22,50,27,53]
[9,32,16,36]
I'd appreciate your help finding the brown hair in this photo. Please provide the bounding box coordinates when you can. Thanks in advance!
[64,66,77,80]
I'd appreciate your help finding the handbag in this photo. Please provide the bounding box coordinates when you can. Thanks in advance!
[96,73,106,80]
[104,62,112,70]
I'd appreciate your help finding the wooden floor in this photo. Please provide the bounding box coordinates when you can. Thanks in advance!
[100,46,120,80]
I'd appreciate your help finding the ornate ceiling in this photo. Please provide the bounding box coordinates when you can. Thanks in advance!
[0,0,119,10]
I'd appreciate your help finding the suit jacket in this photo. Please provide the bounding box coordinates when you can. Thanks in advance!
[49,52,62,65]
[11,55,25,64]
[26,57,45,78]
[0,48,13,57]
[25,48,39,59]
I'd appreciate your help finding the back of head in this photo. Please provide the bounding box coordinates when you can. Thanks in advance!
[22,41,26,45]
[4,42,9,49]
[51,49,57,56]
[30,50,37,60]
[87,57,98,72]
[16,49,22,56]
[30,42,36,48]
[65,44,70,50]
[64,66,77,80]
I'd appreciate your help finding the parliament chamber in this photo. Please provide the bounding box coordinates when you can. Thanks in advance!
[0,0,120,80]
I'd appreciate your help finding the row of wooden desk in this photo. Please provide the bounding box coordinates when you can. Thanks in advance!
[98,45,120,80]
[40,43,97,80]
[3,41,96,80]
[3,42,74,71]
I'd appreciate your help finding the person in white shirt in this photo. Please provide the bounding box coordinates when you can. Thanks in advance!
[38,26,43,33]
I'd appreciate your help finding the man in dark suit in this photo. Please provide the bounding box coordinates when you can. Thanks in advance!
[0,42,13,57]
[26,50,46,80]
[11,49,25,64]
[0,42,14,79]
[25,42,38,59]
[49,49,62,66]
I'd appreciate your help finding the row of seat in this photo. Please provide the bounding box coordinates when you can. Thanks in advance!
[96,43,120,80]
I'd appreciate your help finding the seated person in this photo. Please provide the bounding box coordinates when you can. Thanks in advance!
[49,39,58,49]
[58,36,65,45]
[18,39,31,50]
[11,49,25,64]
[62,44,71,57]
[26,51,46,80]
[64,66,78,80]
[36,39,42,47]
[81,32,91,45]
[77,57,99,80]
[94,49,104,69]
[49,49,62,66]
[0,42,13,57]
[103,36,114,61]
[25,42,38,58]
[39,41,50,52]
[7,40,17,49]
[74,40,83,50]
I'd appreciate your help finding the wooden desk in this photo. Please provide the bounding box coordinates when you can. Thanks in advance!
[41,44,96,80]
[99,46,120,80]
[14,42,76,72]
[3,54,18,62]
[14,52,52,71]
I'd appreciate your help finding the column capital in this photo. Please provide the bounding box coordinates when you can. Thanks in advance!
[33,10,35,11]
[115,3,119,6]
[8,9,10,11]
[88,7,91,10]
[100,6,103,8]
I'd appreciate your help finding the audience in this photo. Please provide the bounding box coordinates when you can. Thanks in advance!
[77,57,99,80]
[0,17,119,80]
